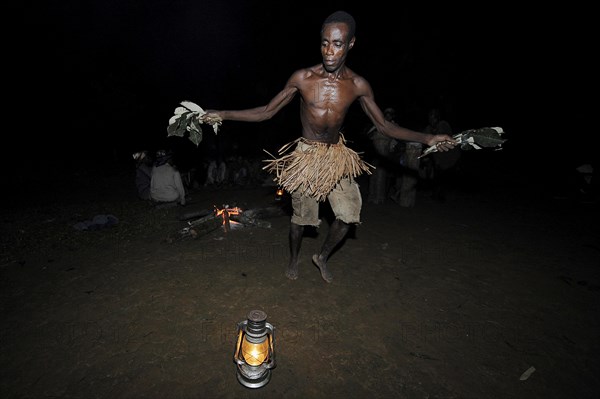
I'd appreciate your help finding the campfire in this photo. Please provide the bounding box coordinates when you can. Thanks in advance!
[167,204,286,243]
[214,205,244,232]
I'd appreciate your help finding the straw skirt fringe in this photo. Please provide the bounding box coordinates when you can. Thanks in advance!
[262,135,373,202]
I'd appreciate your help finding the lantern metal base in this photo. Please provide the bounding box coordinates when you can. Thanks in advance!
[236,368,271,389]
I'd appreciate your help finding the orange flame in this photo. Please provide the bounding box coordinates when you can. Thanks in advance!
[214,206,242,217]
[214,206,243,230]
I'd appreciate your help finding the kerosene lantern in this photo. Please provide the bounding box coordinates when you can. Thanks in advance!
[233,310,276,388]
[275,187,284,201]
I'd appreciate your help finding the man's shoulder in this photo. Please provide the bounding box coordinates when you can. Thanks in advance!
[291,65,321,79]
[341,67,369,91]
[338,65,362,79]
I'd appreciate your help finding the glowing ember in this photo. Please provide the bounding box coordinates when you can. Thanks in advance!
[214,205,244,231]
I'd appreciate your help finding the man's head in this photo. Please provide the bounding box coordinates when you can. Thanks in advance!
[320,11,356,72]
[133,150,152,166]
[155,149,173,166]
[322,11,355,39]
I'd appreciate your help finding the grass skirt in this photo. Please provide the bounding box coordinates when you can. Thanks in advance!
[262,135,373,202]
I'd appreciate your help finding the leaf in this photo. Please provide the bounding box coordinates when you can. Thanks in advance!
[168,113,181,126]
[188,128,203,146]
[174,106,189,116]
[419,126,507,158]
[188,116,202,133]
[166,116,182,137]
[519,366,536,381]
[167,114,188,137]
[461,127,506,148]
[180,100,205,115]
[188,118,204,145]
[167,100,220,146]
[212,121,220,134]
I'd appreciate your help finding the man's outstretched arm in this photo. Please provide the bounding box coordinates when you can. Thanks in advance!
[357,79,456,150]
[201,71,301,123]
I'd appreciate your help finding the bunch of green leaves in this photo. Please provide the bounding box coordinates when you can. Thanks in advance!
[420,127,506,158]
[167,101,220,146]
[458,127,506,150]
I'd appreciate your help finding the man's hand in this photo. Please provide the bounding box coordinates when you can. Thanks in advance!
[199,111,223,125]
[428,134,456,152]
[198,111,223,134]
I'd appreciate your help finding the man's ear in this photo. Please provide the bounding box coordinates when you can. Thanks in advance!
[349,36,355,49]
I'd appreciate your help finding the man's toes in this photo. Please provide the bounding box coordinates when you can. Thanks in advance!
[285,270,298,280]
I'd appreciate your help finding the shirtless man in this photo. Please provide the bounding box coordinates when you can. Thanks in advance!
[202,11,455,283]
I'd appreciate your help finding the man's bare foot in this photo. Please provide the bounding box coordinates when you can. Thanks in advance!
[285,261,298,280]
[312,254,333,283]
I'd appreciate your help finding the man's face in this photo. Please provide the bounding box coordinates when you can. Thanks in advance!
[321,22,354,72]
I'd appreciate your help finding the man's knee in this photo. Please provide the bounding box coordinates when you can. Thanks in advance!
[328,179,362,224]
[336,215,360,224]
[290,215,321,227]
[291,191,320,226]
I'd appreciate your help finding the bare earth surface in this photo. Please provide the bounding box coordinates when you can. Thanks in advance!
[1,159,599,399]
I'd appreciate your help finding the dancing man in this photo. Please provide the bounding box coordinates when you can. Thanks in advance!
[202,11,455,282]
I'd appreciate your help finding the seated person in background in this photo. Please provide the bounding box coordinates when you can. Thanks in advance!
[366,107,400,204]
[204,158,228,187]
[133,150,153,200]
[150,150,186,206]
[423,108,461,201]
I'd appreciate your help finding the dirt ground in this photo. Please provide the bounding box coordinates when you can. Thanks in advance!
[1,155,599,399]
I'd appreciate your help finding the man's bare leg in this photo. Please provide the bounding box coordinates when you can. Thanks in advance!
[312,219,349,283]
[286,223,304,280]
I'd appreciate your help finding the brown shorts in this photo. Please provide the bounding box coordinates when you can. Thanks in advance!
[291,177,362,226]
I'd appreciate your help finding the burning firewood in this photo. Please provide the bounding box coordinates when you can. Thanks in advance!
[166,205,285,242]
[165,212,222,243]
[215,206,242,232]
[230,206,284,228]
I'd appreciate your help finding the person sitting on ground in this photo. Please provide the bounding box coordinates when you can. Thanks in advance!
[133,150,153,200]
[366,107,401,204]
[150,150,186,206]
[423,108,461,201]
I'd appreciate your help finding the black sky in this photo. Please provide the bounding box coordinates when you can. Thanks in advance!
[13,1,596,174]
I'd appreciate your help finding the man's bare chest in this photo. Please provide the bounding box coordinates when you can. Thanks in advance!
[301,80,355,109]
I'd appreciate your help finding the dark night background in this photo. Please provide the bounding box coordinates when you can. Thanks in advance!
[3,3,599,397]
[10,1,596,191]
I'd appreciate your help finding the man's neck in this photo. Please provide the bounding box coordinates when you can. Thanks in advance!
[322,64,346,80]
